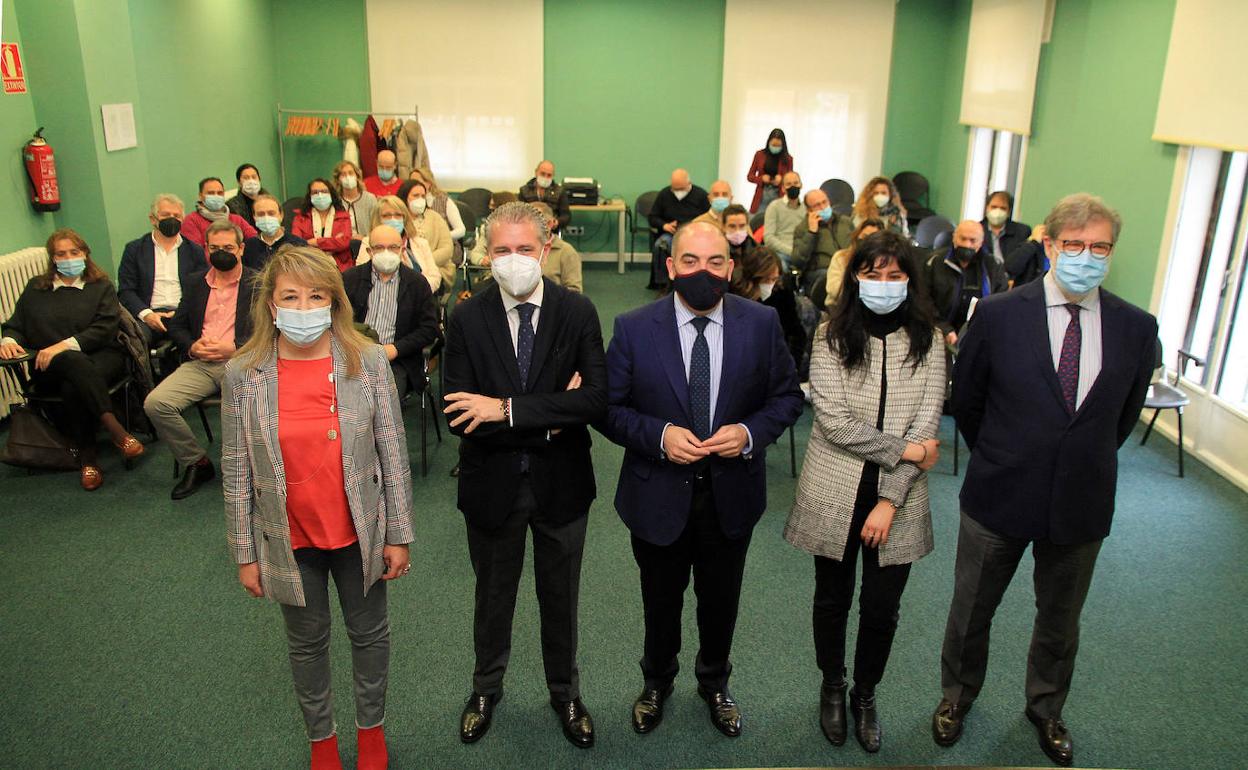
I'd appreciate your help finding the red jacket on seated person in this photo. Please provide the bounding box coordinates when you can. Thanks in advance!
[291,208,354,271]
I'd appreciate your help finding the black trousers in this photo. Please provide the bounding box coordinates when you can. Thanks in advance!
[465,477,587,701]
[940,511,1102,719]
[631,474,752,692]
[812,499,913,688]
[31,348,126,446]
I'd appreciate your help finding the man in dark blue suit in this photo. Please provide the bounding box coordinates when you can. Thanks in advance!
[932,194,1158,767]
[602,220,803,737]
[117,193,205,348]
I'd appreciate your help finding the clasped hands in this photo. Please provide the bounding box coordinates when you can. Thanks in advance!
[189,336,235,362]
[444,371,582,434]
[662,423,749,463]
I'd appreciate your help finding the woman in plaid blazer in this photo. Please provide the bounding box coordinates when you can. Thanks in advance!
[784,232,944,754]
[222,246,414,770]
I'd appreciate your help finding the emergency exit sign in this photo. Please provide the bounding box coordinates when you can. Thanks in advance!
[2,43,27,94]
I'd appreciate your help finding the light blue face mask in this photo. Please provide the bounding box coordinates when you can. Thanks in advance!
[203,194,226,211]
[768,144,782,155]
[858,278,909,315]
[710,197,730,213]
[254,215,281,237]
[1052,248,1109,295]
[818,206,833,222]
[378,168,395,181]
[274,305,332,347]
[310,192,332,212]
[56,258,86,278]
[382,218,405,234]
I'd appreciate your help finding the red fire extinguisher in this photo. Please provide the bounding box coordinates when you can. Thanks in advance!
[23,128,61,213]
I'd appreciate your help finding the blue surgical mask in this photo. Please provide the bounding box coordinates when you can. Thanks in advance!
[255,215,281,237]
[56,258,86,278]
[203,194,226,211]
[382,218,406,234]
[710,197,730,213]
[274,305,332,347]
[768,144,782,155]
[1053,249,1109,295]
[378,168,395,181]
[818,206,833,222]
[858,278,909,315]
[310,192,332,212]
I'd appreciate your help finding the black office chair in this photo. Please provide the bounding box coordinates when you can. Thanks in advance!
[457,188,493,220]
[455,199,478,252]
[632,191,660,264]
[282,196,303,225]
[819,178,855,210]
[1140,341,1205,477]
[892,171,934,227]
[749,210,766,233]
[932,229,953,252]
[416,344,444,477]
[914,215,954,249]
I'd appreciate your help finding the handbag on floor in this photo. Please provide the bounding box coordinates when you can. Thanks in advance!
[0,404,80,471]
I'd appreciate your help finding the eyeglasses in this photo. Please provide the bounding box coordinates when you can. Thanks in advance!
[1056,239,1114,259]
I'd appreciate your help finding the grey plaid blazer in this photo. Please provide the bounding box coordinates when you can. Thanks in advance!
[221,337,415,606]
[785,326,945,566]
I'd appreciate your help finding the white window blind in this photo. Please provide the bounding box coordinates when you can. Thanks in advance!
[958,0,1047,135]
[365,0,543,190]
[718,0,896,200]
[1152,0,1248,153]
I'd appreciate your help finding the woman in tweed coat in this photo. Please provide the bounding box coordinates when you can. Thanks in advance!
[222,246,414,770]
[784,231,944,753]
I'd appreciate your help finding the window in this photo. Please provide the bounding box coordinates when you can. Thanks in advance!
[1156,146,1248,407]
[961,127,1026,221]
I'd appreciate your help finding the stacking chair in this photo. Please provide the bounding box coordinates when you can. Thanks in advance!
[632,191,659,264]
[1140,342,1205,477]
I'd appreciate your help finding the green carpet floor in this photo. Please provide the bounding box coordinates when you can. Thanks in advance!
[2,267,1246,770]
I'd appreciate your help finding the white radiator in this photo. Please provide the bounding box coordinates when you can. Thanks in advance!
[0,247,47,419]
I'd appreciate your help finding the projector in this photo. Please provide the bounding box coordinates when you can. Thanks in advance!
[563,177,599,206]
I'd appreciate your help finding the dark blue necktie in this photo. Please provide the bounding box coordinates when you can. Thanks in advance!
[688,316,711,439]
[516,302,536,390]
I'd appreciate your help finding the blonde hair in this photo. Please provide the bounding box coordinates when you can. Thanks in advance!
[371,194,418,240]
[235,245,374,377]
[853,175,907,222]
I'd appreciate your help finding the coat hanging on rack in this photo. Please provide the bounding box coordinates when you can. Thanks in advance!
[341,118,362,167]
[360,116,381,177]
[396,119,431,180]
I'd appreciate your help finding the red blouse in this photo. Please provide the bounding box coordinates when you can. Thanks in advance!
[277,356,356,551]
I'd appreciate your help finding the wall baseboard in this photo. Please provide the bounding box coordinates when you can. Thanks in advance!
[1140,415,1248,494]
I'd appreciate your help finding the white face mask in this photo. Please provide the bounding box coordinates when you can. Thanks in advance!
[536,176,553,189]
[491,252,543,298]
[873,193,891,209]
[759,281,776,301]
[673,188,690,201]
[371,248,402,274]
[986,208,1008,227]
[240,179,261,196]
[339,174,358,190]
[409,198,427,215]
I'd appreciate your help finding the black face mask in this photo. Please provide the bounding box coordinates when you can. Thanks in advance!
[208,248,238,271]
[672,269,728,312]
[953,246,977,264]
[156,217,182,238]
[785,186,801,200]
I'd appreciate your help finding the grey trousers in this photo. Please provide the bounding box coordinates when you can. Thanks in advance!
[940,511,1102,719]
[142,358,226,467]
[280,543,390,741]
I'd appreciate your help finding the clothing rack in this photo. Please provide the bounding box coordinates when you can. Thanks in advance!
[275,103,419,200]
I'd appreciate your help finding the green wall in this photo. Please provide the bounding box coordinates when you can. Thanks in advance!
[1019,0,1178,307]
[0,2,54,256]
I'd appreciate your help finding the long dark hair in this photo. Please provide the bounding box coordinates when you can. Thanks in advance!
[826,231,935,370]
[301,178,342,213]
[763,128,790,159]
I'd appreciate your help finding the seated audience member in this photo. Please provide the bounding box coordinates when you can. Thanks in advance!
[722,204,757,266]
[853,177,909,238]
[118,193,206,346]
[693,180,734,229]
[364,149,402,198]
[398,180,454,289]
[225,163,267,226]
[182,176,258,248]
[792,187,854,297]
[467,202,584,293]
[242,193,307,271]
[0,229,145,491]
[732,245,806,375]
[144,221,256,500]
[356,196,440,293]
[764,171,806,267]
[409,167,466,262]
[343,223,441,399]
[747,128,793,213]
[981,190,1031,265]
[647,168,710,289]
[926,220,1008,344]
[290,178,354,272]
[333,160,377,239]
[825,219,884,309]
[518,159,572,232]
[1005,224,1049,288]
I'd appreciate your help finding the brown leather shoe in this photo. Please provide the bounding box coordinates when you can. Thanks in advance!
[113,435,145,460]
[80,465,103,491]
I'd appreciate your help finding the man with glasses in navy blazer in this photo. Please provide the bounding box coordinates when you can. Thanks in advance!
[932,193,1157,767]
[602,220,803,738]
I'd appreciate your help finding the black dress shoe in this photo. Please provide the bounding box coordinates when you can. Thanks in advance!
[819,681,848,746]
[632,685,673,734]
[849,686,881,753]
[550,697,594,748]
[1025,708,1074,766]
[696,686,742,737]
[171,459,215,500]
[932,699,972,746]
[460,692,499,744]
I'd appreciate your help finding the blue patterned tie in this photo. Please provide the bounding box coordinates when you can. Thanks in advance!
[1057,304,1081,414]
[516,302,536,390]
[689,316,711,439]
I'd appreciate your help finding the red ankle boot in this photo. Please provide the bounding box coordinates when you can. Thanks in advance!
[309,734,344,770]
[357,724,388,770]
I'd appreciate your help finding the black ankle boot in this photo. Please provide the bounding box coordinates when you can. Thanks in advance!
[819,679,848,746]
[850,685,881,753]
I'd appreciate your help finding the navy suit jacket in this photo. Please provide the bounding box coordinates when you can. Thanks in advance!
[952,278,1157,544]
[116,234,205,319]
[602,293,804,546]
[167,268,258,357]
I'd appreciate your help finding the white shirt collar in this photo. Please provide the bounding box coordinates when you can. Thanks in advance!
[673,292,724,327]
[153,233,183,252]
[500,277,545,313]
[1042,270,1100,310]
[52,275,86,291]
